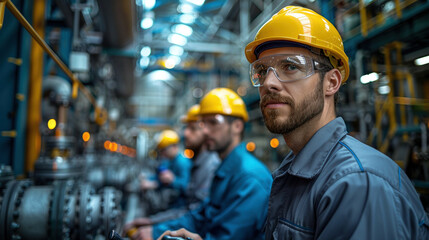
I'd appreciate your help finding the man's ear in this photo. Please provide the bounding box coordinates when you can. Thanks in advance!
[325,69,342,97]
[231,119,244,135]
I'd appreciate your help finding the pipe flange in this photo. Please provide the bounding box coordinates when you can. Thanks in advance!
[77,183,95,239]
[62,180,75,240]
[5,180,33,240]
[99,187,122,236]
[48,180,73,239]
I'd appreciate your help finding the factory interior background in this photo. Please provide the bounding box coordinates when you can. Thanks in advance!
[1,0,429,239]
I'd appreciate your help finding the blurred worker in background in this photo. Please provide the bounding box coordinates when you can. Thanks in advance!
[244,6,428,239]
[124,105,220,230]
[130,88,273,240]
[180,104,220,208]
[140,129,192,214]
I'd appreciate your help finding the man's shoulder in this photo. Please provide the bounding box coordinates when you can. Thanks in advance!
[324,135,416,196]
[335,135,396,173]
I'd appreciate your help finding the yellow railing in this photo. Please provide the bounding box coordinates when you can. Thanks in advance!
[366,41,424,153]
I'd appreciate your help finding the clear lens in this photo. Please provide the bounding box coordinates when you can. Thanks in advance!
[200,114,226,130]
[250,54,316,87]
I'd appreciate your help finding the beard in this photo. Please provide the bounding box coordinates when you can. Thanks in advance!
[185,136,204,151]
[206,127,232,155]
[260,80,324,134]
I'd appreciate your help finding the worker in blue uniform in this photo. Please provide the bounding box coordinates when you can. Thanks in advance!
[132,88,273,240]
[243,6,429,239]
[141,129,192,213]
[124,105,220,229]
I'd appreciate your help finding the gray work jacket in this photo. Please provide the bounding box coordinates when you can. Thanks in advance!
[186,150,220,204]
[265,117,429,239]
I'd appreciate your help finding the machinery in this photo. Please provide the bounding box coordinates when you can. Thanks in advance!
[0,177,121,240]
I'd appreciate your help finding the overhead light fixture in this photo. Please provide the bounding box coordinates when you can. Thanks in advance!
[140,46,151,57]
[171,24,193,37]
[164,55,181,69]
[178,3,194,14]
[179,14,196,24]
[140,17,153,29]
[415,55,429,66]
[360,72,379,84]
[184,0,205,6]
[147,70,175,81]
[139,56,150,68]
[143,0,156,10]
[169,45,184,56]
[168,33,187,46]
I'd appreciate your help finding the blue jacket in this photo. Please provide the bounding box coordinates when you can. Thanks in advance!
[167,153,192,193]
[153,143,273,239]
[265,117,429,239]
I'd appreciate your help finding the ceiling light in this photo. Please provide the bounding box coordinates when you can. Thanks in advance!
[360,72,379,84]
[140,18,153,29]
[171,24,193,37]
[178,3,194,14]
[143,0,156,10]
[184,0,205,6]
[415,55,429,66]
[164,56,181,69]
[168,55,181,64]
[168,33,187,46]
[179,14,196,24]
[140,46,151,57]
[164,59,176,69]
[139,57,150,68]
[147,70,175,81]
[169,45,184,56]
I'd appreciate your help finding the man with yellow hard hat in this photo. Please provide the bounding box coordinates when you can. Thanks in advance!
[136,88,272,240]
[244,6,427,239]
[180,104,220,207]
[140,129,192,214]
[124,105,220,232]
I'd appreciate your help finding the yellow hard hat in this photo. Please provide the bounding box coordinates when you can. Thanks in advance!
[245,6,349,83]
[199,88,249,122]
[156,130,179,150]
[181,104,200,123]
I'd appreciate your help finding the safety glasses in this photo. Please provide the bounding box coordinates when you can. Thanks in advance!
[200,114,226,131]
[249,54,327,87]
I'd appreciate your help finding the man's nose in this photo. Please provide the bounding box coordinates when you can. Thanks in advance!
[201,123,210,135]
[263,67,281,89]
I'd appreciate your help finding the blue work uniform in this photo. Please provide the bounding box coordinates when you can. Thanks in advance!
[153,143,273,239]
[265,117,429,239]
[164,153,192,193]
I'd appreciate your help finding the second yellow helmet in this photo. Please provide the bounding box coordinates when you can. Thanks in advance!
[156,130,179,150]
[199,88,249,122]
[181,104,200,123]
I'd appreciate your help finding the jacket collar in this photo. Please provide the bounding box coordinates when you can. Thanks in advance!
[215,143,246,179]
[276,117,348,179]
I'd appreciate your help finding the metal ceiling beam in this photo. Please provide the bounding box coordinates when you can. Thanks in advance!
[142,40,240,54]
[246,0,293,42]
